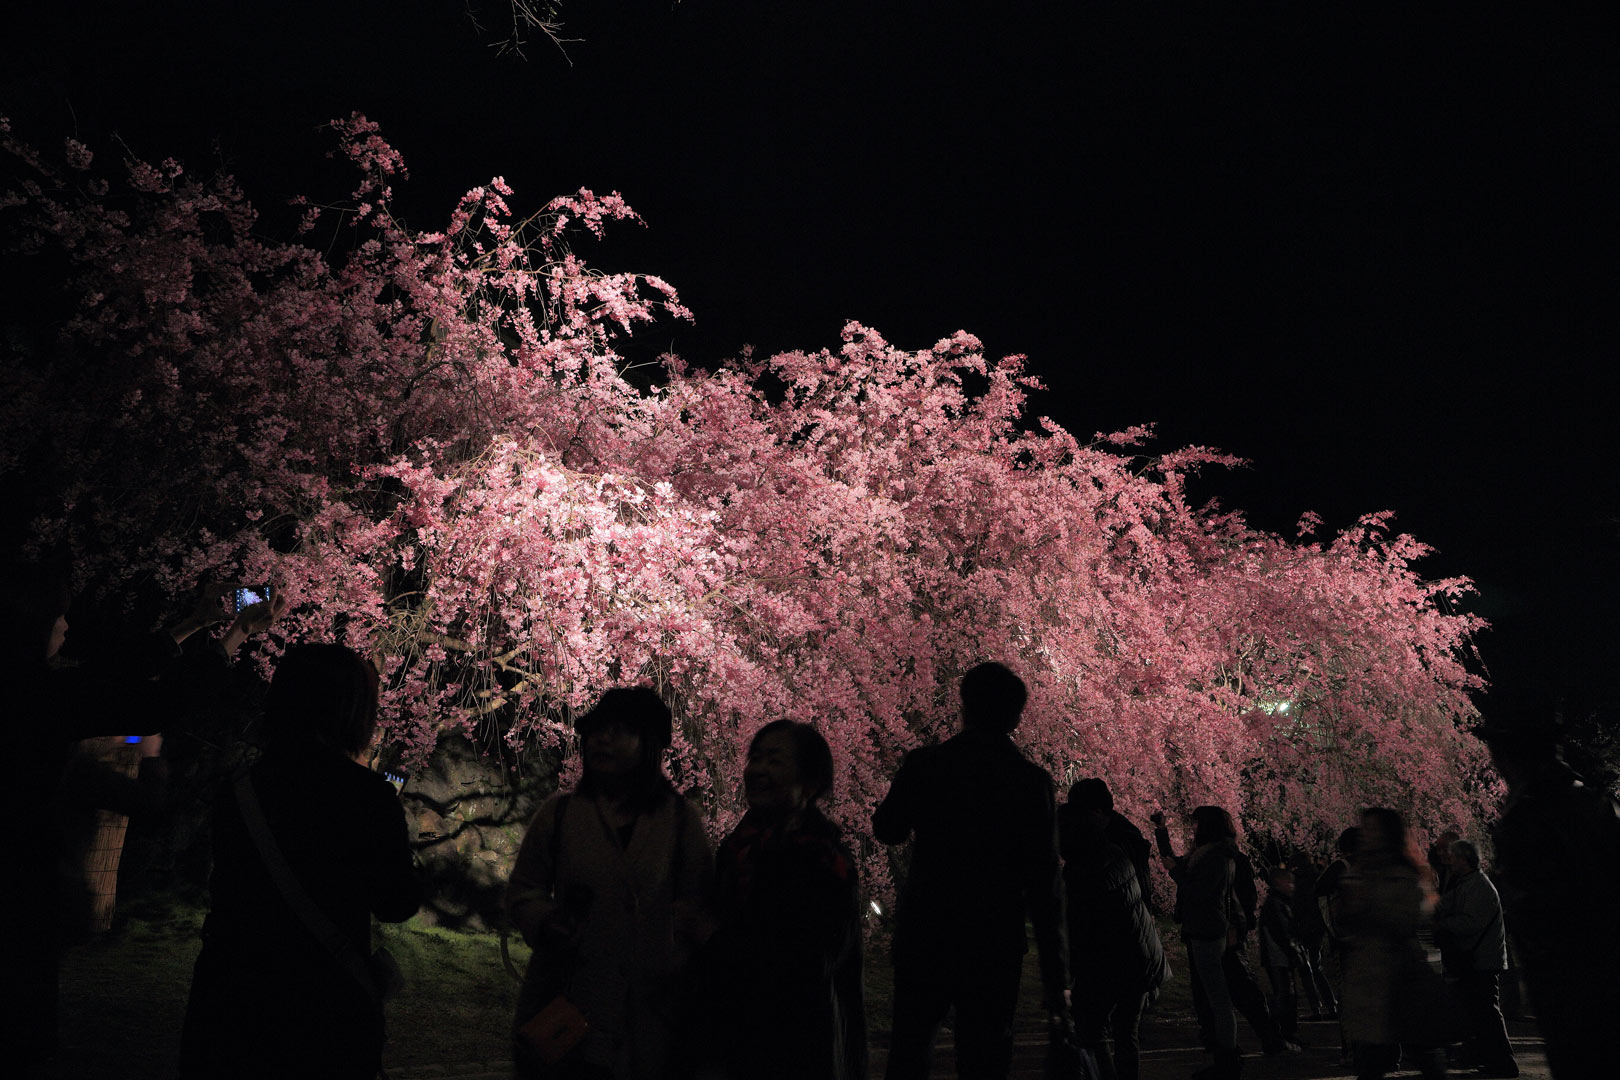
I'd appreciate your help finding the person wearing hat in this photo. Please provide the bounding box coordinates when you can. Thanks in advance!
[1474,704,1620,1080]
[506,687,714,1080]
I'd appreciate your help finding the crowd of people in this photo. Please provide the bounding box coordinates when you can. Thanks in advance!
[6,575,1619,1080]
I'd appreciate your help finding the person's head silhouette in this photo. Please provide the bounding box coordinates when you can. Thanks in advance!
[960,661,1026,734]
[1069,777,1114,812]
[574,686,676,808]
[1189,805,1236,847]
[264,643,380,757]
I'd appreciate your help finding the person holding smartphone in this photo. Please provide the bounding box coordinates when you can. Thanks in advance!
[1,571,284,1070]
[178,643,422,1080]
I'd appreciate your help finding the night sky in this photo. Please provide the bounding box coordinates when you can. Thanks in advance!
[5,1,1615,715]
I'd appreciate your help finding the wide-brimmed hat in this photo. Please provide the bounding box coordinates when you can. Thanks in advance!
[574,686,673,749]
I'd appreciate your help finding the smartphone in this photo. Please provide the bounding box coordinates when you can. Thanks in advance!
[124,735,143,744]
[231,584,271,613]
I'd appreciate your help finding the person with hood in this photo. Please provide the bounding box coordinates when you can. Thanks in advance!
[1068,778,1156,913]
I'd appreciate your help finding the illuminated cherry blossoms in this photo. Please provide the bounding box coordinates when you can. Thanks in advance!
[1,116,1495,889]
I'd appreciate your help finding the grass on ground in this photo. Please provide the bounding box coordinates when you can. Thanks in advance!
[49,896,1194,1078]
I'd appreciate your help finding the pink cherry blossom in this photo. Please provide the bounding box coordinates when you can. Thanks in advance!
[1,116,1497,911]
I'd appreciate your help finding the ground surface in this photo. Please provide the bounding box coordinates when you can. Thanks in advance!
[40,907,1553,1080]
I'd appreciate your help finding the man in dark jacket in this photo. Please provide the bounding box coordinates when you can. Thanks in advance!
[1475,709,1620,1080]
[1060,785,1165,1080]
[874,662,1070,1080]
[1434,840,1515,1078]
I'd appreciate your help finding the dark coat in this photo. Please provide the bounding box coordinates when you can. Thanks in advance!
[697,807,867,1080]
[1433,867,1506,974]
[1337,850,1426,1046]
[1059,808,1167,995]
[1290,860,1327,942]
[1313,858,1353,943]
[1104,810,1156,913]
[1257,891,1304,970]
[1489,759,1620,1074]
[178,744,422,1080]
[1165,839,1238,942]
[1491,759,1620,965]
[1154,822,1245,941]
[872,727,1069,1001]
[1230,849,1259,938]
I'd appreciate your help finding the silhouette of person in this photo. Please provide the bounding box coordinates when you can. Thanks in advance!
[1433,840,1516,1077]
[690,720,867,1080]
[507,687,713,1080]
[873,661,1070,1080]
[1337,806,1444,1080]
[1314,826,1361,1064]
[1069,777,1155,913]
[1059,783,1165,1080]
[1257,868,1305,1042]
[1474,704,1620,1080]
[1,572,281,1071]
[1286,851,1337,1020]
[1155,806,1244,1080]
[178,643,422,1080]
[1426,829,1461,895]
[1153,808,1294,1064]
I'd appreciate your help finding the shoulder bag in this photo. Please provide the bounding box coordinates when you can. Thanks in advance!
[234,776,404,1006]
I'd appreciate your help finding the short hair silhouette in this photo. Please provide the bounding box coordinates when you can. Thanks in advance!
[1450,839,1481,870]
[750,719,835,805]
[960,661,1027,733]
[1068,777,1114,812]
[1336,827,1361,856]
[265,643,380,756]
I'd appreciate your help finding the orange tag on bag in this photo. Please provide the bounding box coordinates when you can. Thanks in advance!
[518,995,590,1064]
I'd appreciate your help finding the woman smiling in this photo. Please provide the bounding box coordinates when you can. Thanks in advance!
[690,720,867,1080]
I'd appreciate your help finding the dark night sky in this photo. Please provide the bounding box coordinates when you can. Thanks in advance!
[4,1,1616,711]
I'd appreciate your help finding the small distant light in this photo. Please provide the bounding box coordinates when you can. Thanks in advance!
[869,901,882,915]
[1278,702,1290,714]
